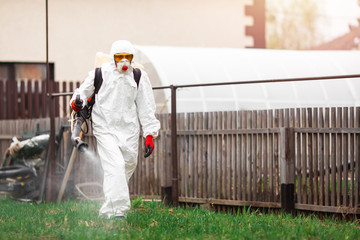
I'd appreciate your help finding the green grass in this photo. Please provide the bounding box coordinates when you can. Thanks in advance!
[0,197,359,240]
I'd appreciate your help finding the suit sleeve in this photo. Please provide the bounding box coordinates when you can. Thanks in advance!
[69,69,96,106]
[135,70,161,138]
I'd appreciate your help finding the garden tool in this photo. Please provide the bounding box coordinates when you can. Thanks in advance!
[71,95,89,152]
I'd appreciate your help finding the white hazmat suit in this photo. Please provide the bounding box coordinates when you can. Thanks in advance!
[70,40,160,218]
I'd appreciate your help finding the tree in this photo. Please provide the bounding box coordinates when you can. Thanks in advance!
[266,0,325,49]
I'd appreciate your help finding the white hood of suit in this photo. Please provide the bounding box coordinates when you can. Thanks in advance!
[110,40,136,62]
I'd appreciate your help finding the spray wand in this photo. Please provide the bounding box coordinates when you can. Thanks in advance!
[70,95,89,152]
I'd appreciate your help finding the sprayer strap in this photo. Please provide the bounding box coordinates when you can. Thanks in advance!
[94,67,103,94]
[133,68,141,88]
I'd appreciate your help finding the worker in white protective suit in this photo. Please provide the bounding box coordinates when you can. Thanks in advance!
[69,40,160,219]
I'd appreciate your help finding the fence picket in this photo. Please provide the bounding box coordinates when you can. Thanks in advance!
[249,110,254,201]
[245,111,251,200]
[201,112,207,199]
[6,81,11,119]
[220,112,226,199]
[41,81,47,117]
[61,82,67,117]
[330,107,336,206]
[251,111,257,200]
[349,107,355,207]
[0,82,3,120]
[54,82,60,117]
[241,111,246,200]
[218,112,224,199]
[236,111,241,200]
[20,81,25,119]
[262,110,267,202]
[204,112,210,198]
[256,111,262,201]
[35,82,41,118]
[318,108,324,206]
[274,109,280,201]
[268,109,274,202]
[195,113,201,197]
[307,108,314,204]
[207,112,213,198]
[324,108,330,206]
[313,108,319,205]
[180,113,187,197]
[295,108,301,203]
[13,81,18,119]
[231,111,237,200]
[284,109,289,128]
[27,81,33,119]
[300,108,307,204]
[189,112,195,198]
[278,109,284,127]
[208,112,216,198]
[212,112,217,200]
[195,112,200,198]
[224,112,229,200]
[355,107,359,208]
[228,112,233,200]
[343,107,348,206]
[336,107,342,206]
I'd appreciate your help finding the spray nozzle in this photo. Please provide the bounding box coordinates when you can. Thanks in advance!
[77,140,89,152]
[75,94,81,105]
[73,137,88,153]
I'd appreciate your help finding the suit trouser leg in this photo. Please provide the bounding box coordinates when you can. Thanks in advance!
[96,133,130,218]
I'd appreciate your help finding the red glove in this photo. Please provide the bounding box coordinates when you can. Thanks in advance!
[71,99,83,112]
[144,135,154,158]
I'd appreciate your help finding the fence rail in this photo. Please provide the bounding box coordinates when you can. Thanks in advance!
[0,107,359,214]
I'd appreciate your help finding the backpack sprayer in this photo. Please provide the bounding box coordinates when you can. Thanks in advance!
[71,95,89,152]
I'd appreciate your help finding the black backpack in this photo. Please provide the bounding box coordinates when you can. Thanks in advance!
[86,67,142,118]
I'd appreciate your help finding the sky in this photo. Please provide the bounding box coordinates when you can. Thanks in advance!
[321,0,360,41]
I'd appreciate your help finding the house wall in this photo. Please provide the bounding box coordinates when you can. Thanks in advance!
[0,0,254,81]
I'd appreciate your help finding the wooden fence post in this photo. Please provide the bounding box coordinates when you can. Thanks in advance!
[170,85,179,207]
[160,130,172,205]
[280,127,295,214]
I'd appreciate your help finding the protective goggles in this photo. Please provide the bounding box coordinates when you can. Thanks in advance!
[114,53,133,62]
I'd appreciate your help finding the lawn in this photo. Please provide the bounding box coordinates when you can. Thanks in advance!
[0,197,359,240]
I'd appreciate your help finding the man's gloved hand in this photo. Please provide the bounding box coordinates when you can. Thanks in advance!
[71,96,83,112]
[144,135,154,158]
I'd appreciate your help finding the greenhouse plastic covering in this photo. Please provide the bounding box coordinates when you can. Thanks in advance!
[134,46,360,113]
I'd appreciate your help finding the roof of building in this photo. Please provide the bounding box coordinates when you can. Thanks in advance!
[134,46,360,113]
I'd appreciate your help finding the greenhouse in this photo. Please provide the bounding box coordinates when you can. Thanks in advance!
[134,46,360,113]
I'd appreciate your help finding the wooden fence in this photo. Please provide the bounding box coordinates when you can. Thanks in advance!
[136,107,360,214]
[0,80,80,120]
[0,107,359,214]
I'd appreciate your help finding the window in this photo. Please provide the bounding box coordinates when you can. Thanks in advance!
[0,62,54,82]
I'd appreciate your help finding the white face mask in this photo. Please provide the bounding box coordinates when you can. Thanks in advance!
[116,59,131,72]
